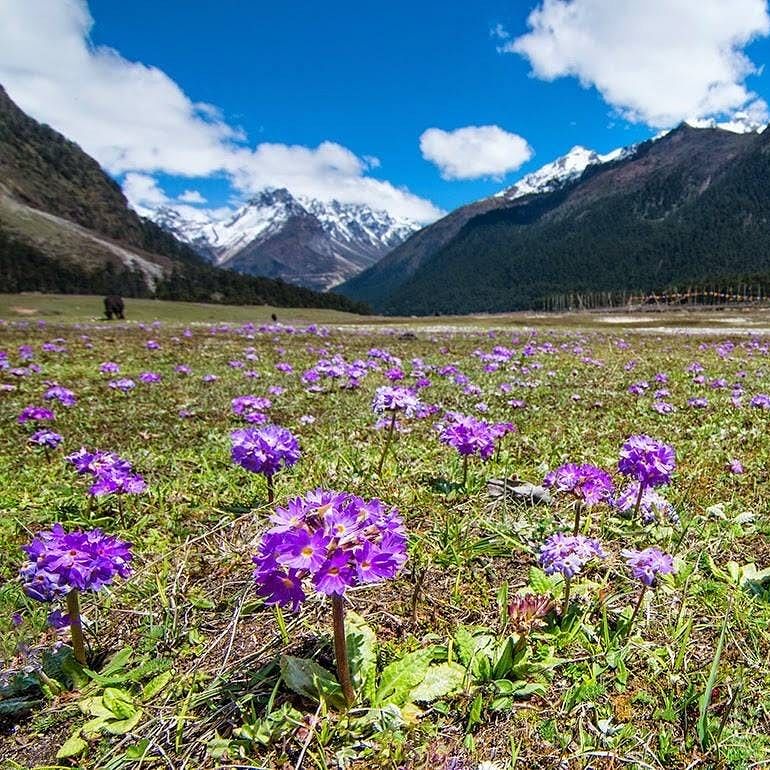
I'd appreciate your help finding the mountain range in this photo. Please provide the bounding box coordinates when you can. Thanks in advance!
[0,85,368,314]
[146,189,418,291]
[340,121,770,314]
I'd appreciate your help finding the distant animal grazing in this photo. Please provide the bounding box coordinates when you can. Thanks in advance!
[104,295,125,320]
[271,313,278,322]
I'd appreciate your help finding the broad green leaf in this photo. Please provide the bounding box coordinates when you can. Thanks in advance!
[466,692,483,731]
[56,732,87,759]
[103,687,137,720]
[105,709,143,735]
[528,566,555,595]
[82,715,110,738]
[79,695,114,718]
[408,662,465,702]
[279,656,345,709]
[453,626,477,667]
[345,611,378,704]
[100,647,134,675]
[125,739,151,760]
[142,671,173,701]
[376,649,434,707]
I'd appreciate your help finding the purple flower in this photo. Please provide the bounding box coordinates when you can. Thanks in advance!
[139,371,162,383]
[252,489,406,609]
[20,524,133,601]
[109,378,136,392]
[17,405,55,424]
[618,434,676,488]
[621,547,675,587]
[539,533,606,578]
[174,365,192,376]
[750,394,770,409]
[43,385,76,406]
[544,463,614,507]
[231,425,300,477]
[728,458,744,474]
[688,397,708,409]
[438,413,496,459]
[29,429,63,449]
[65,448,146,497]
[371,386,421,418]
[99,362,120,374]
[614,482,679,525]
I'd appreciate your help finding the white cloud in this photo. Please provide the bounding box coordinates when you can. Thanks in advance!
[505,0,770,128]
[122,173,169,208]
[419,125,533,180]
[490,23,510,40]
[0,0,442,222]
[178,190,207,204]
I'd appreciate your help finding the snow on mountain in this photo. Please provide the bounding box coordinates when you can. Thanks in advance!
[147,188,420,291]
[496,144,632,201]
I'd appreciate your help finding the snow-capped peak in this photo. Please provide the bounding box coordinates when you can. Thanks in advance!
[496,144,630,201]
[685,112,767,135]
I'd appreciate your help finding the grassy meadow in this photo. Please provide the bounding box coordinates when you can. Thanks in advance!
[1,301,770,768]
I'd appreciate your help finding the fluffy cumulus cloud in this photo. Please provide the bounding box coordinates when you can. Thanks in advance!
[419,125,533,180]
[505,0,770,128]
[178,190,207,204]
[0,0,441,221]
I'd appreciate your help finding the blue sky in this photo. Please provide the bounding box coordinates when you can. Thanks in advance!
[2,0,770,221]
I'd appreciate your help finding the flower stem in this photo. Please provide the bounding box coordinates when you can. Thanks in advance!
[266,475,275,504]
[626,586,647,636]
[331,593,354,707]
[66,589,87,665]
[633,482,646,519]
[561,576,572,617]
[572,501,583,535]
[462,455,469,487]
[376,412,397,476]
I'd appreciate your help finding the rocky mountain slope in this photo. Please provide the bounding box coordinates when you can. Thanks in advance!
[148,189,419,291]
[339,124,770,314]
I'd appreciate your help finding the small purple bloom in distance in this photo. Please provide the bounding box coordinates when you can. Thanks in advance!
[99,361,119,374]
[371,386,421,418]
[29,429,63,449]
[17,405,55,424]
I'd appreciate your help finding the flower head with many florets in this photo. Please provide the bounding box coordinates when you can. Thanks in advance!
[544,463,614,507]
[539,533,606,578]
[231,425,300,478]
[20,524,133,601]
[438,413,497,459]
[618,434,676,488]
[621,547,675,587]
[371,386,421,418]
[252,489,407,610]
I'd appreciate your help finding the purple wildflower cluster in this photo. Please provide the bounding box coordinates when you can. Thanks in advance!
[28,429,63,450]
[618,434,676,487]
[253,489,407,610]
[544,463,614,506]
[20,524,133,601]
[231,425,300,477]
[371,386,422,418]
[18,405,55,425]
[621,547,675,587]
[438,413,497,459]
[539,533,607,578]
[615,482,679,525]
[65,447,147,496]
[232,395,272,423]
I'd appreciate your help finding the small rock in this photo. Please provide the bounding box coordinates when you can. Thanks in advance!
[487,478,552,506]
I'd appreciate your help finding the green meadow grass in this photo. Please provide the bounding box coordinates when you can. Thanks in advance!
[0,314,769,768]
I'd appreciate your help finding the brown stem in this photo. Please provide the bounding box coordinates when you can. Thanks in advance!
[633,482,646,519]
[331,593,354,707]
[573,500,583,535]
[376,412,397,477]
[266,475,275,504]
[626,586,647,635]
[66,589,87,665]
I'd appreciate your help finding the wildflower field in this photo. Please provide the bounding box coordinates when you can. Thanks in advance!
[1,315,770,770]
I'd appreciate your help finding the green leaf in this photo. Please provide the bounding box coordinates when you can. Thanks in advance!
[528,566,555,595]
[466,692,483,731]
[453,626,477,667]
[101,646,134,676]
[279,656,345,709]
[105,709,143,735]
[56,732,87,759]
[408,662,466,702]
[0,697,43,716]
[103,687,138,720]
[142,671,173,702]
[698,606,729,748]
[125,739,151,760]
[376,649,434,707]
[345,611,378,705]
